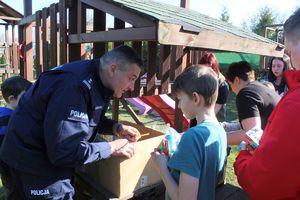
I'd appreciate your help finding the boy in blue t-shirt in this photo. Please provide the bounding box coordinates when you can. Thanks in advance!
[151,66,227,199]
[0,76,32,146]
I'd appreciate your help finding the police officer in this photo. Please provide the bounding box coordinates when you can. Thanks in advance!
[0,45,142,199]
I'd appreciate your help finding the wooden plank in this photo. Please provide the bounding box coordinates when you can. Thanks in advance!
[146,41,157,96]
[42,8,49,71]
[158,22,284,57]
[35,11,42,76]
[24,22,33,81]
[59,0,67,64]
[80,3,87,60]
[159,45,171,94]
[69,26,156,44]
[50,4,58,68]
[18,26,24,76]
[131,41,142,97]
[12,44,18,73]
[18,14,36,26]
[69,0,81,62]
[93,9,106,58]
[120,98,144,126]
[81,0,155,28]
[0,16,21,21]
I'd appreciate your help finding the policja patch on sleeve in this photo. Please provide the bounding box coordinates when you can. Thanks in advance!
[67,107,89,122]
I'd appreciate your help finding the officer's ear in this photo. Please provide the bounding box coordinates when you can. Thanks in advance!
[108,64,118,77]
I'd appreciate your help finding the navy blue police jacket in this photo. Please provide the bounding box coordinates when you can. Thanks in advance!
[0,59,117,178]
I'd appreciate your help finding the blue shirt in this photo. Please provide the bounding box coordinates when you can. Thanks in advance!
[0,59,117,178]
[167,121,227,199]
[0,107,13,136]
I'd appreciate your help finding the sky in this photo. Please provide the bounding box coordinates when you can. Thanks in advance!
[0,0,299,42]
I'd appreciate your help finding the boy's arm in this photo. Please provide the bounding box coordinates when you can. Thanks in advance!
[227,117,261,145]
[157,163,199,200]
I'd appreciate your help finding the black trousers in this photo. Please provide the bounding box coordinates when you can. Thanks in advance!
[0,161,74,200]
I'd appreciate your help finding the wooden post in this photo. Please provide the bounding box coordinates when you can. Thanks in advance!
[24,0,32,16]
[59,0,67,64]
[50,4,58,68]
[42,8,49,71]
[159,45,171,94]
[4,25,9,78]
[180,0,190,8]
[69,0,81,62]
[131,41,142,97]
[35,11,42,76]
[146,41,157,96]
[24,22,34,80]
[93,9,106,58]
[80,3,87,60]
[18,26,24,76]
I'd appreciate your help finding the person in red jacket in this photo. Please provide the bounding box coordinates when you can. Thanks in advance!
[234,8,300,199]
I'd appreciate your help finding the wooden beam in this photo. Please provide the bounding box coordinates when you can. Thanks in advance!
[81,0,155,27]
[159,45,171,94]
[50,4,58,68]
[18,14,36,26]
[158,22,284,57]
[93,9,106,58]
[59,0,67,64]
[68,27,156,44]
[0,16,21,21]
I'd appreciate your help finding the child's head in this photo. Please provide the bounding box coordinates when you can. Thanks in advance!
[1,76,32,109]
[174,65,218,119]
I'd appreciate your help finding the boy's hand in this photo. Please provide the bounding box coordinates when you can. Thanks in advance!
[151,148,168,174]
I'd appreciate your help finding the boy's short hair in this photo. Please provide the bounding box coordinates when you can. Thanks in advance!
[1,76,32,103]
[226,61,255,82]
[174,65,218,107]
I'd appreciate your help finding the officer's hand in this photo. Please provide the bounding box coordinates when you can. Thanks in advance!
[110,139,136,158]
[115,124,141,142]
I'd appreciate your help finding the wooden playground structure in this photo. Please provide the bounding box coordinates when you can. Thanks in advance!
[16,0,283,132]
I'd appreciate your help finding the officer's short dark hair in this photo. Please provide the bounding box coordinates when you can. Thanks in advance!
[174,65,218,107]
[284,8,300,41]
[226,61,255,82]
[100,45,143,71]
[1,76,32,103]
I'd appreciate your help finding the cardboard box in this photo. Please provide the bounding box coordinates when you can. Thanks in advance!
[83,122,165,198]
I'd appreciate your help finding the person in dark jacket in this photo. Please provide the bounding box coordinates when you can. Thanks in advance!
[0,45,142,199]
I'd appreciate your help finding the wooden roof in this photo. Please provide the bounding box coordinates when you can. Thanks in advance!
[0,1,23,23]
[76,0,284,57]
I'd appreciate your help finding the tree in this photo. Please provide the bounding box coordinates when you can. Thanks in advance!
[250,6,276,39]
[220,6,230,23]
